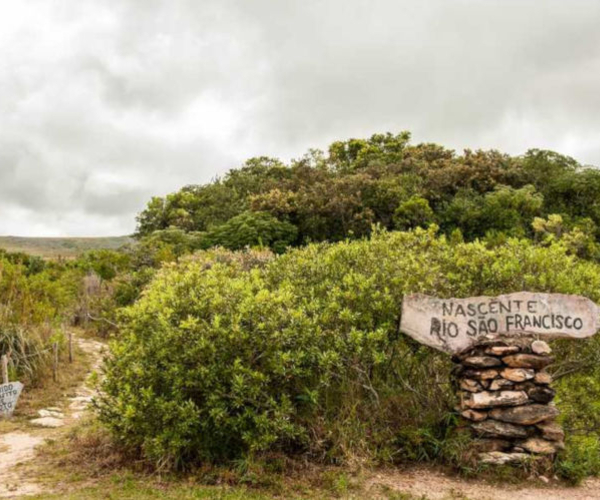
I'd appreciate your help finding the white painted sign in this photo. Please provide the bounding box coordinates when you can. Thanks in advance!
[0,382,23,417]
[400,292,600,354]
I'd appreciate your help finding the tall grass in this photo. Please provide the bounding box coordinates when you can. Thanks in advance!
[0,325,57,386]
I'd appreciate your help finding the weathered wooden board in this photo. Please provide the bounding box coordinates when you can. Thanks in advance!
[0,382,23,417]
[400,292,600,354]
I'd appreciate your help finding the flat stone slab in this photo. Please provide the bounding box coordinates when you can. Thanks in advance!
[69,396,92,402]
[462,356,502,368]
[489,404,559,425]
[501,368,535,382]
[479,451,531,465]
[537,421,565,442]
[472,420,528,439]
[503,354,553,370]
[38,409,65,419]
[400,292,600,354]
[520,437,563,454]
[464,390,529,409]
[30,417,64,428]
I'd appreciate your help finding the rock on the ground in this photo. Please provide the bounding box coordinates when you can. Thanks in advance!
[478,451,530,465]
[38,409,65,419]
[464,390,529,409]
[532,340,552,355]
[29,417,64,428]
[489,404,560,425]
[503,354,553,370]
[501,368,535,382]
[472,420,529,439]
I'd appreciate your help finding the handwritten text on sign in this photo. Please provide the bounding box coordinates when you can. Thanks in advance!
[400,292,600,354]
[0,382,23,417]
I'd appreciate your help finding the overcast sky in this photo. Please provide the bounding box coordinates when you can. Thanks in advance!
[1,0,599,236]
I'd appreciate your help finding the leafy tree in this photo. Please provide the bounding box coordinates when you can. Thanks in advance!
[393,196,435,230]
[206,211,298,253]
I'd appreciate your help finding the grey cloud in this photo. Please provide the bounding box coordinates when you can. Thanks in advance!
[0,0,599,236]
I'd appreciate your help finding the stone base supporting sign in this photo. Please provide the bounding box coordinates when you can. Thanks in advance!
[454,337,564,464]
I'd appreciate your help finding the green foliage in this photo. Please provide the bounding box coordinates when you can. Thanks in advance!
[99,229,600,470]
[442,185,543,239]
[0,255,81,327]
[556,435,600,485]
[204,211,298,253]
[393,196,434,230]
[134,132,600,263]
[0,252,81,384]
[78,250,131,282]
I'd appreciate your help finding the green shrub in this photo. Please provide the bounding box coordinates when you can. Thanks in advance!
[556,435,600,484]
[0,254,80,385]
[98,228,600,470]
[204,211,298,253]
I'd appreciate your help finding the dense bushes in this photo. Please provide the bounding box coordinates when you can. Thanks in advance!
[134,133,600,258]
[98,228,600,470]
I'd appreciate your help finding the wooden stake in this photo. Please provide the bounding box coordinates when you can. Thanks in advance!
[1,355,8,384]
[68,332,73,363]
[53,342,59,382]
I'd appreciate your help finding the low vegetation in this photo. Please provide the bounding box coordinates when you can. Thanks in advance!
[0,236,132,259]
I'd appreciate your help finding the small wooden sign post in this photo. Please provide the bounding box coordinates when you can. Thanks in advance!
[400,292,600,464]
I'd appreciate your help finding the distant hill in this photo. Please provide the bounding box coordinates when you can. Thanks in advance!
[0,235,133,259]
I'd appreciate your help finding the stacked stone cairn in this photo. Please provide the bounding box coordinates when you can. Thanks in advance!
[453,337,564,465]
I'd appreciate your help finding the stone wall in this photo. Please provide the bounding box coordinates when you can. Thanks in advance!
[454,337,564,465]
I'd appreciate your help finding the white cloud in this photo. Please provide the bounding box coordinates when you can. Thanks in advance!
[0,0,598,236]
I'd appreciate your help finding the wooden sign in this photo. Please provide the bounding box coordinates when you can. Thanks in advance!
[0,382,23,417]
[400,292,600,354]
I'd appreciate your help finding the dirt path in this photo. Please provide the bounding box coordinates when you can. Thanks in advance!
[0,336,105,499]
[365,467,600,499]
